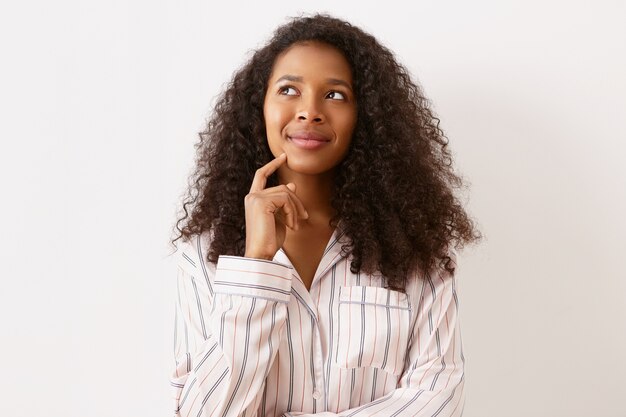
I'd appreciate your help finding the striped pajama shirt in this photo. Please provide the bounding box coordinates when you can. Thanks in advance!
[171,224,465,417]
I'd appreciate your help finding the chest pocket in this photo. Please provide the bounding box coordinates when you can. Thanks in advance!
[334,285,412,376]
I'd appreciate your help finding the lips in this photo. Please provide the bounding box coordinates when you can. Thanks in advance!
[287,130,332,150]
[287,130,331,142]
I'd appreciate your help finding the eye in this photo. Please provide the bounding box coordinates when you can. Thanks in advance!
[278,85,298,96]
[327,91,346,101]
[277,85,348,101]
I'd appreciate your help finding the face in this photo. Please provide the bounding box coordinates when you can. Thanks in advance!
[263,41,357,176]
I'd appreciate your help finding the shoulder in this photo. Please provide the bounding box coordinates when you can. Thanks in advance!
[174,230,214,277]
[405,247,458,299]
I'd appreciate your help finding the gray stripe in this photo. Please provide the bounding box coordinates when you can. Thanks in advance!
[370,368,378,402]
[338,300,412,311]
[429,373,464,417]
[219,255,292,269]
[452,277,466,364]
[427,276,436,334]
[213,292,288,304]
[334,287,342,365]
[381,290,392,369]
[357,286,366,367]
[405,276,428,383]
[260,302,278,417]
[195,368,228,417]
[292,289,320,323]
[176,274,189,353]
[182,252,196,268]
[315,230,347,278]
[389,389,425,417]
[260,383,268,417]
[310,315,317,413]
[324,230,344,256]
[286,310,294,410]
[349,369,356,408]
[432,385,458,417]
[193,342,218,372]
[264,302,278,379]
[430,355,445,391]
[220,298,256,417]
[347,388,393,416]
[195,234,213,296]
[191,276,207,340]
[176,374,196,412]
[325,264,337,411]
[219,298,227,346]
[213,281,291,296]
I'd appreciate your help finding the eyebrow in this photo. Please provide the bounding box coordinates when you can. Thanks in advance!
[275,74,353,91]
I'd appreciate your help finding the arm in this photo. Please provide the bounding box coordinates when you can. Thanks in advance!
[171,236,293,417]
[284,252,465,417]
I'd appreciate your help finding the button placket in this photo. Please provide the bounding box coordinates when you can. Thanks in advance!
[292,285,326,407]
[311,319,326,404]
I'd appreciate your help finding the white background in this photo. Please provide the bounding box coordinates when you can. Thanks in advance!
[1,1,624,416]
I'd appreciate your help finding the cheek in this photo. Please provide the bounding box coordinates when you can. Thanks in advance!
[338,115,357,153]
[264,102,289,130]
[337,112,357,137]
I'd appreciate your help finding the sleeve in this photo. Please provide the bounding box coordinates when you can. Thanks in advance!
[283,251,465,417]
[170,235,294,417]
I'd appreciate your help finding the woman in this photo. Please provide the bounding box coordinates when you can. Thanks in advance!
[170,13,481,417]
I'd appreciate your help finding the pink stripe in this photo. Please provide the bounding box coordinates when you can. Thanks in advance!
[187,357,222,417]
[393,295,402,375]
[240,302,268,411]
[217,267,291,280]
[369,387,404,417]
[369,287,378,367]
[172,242,465,417]
[297,301,307,410]
[336,368,343,413]
[345,286,353,367]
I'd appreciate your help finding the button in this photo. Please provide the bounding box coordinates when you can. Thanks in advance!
[312,390,321,400]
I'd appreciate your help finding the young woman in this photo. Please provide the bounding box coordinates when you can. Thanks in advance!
[170,13,481,417]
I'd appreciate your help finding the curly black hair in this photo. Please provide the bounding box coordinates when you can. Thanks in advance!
[170,12,482,292]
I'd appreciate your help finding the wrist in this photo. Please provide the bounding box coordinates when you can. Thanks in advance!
[244,251,274,261]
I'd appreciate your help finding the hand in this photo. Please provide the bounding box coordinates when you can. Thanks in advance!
[244,153,309,260]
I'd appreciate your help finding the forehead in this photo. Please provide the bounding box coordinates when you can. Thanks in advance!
[268,41,353,82]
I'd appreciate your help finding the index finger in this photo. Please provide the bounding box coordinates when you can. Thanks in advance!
[249,152,287,193]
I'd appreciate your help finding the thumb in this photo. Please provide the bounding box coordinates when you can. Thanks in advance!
[286,183,296,192]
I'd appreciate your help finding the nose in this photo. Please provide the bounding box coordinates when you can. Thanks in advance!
[296,97,325,123]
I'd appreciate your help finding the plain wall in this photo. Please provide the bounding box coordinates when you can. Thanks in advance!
[1,0,624,416]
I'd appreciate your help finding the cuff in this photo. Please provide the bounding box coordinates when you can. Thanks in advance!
[214,255,294,303]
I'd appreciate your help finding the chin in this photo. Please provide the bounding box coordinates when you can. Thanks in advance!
[285,156,333,175]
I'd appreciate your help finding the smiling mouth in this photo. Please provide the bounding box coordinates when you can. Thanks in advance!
[287,136,331,150]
